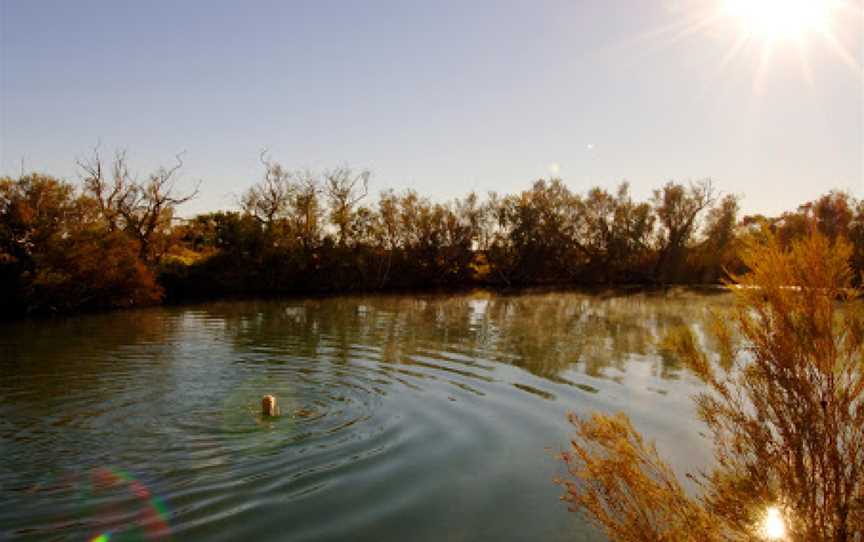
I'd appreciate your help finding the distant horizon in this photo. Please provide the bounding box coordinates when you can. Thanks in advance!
[2,0,862,218]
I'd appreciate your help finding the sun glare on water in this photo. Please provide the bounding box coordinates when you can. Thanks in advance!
[724,0,836,41]
[761,506,787,540]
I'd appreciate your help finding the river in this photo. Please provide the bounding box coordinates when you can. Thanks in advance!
[0,288,730,541]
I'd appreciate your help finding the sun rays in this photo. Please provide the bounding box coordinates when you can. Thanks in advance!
[721,0,860,91]
[618,0,861,92]
[723,0,835,40]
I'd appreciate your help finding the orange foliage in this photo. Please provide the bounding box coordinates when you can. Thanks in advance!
[558,230,864,541]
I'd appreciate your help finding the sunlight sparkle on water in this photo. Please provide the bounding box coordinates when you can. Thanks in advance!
[762,506,787,540]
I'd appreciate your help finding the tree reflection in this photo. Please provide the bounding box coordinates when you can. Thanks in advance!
[205,288,732,384]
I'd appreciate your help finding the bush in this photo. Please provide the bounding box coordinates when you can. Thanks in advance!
[557,230,864,541]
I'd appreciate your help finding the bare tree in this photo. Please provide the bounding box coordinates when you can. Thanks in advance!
[241,150,294,229]
[77,145,133,232]
[77,146,199,264]
[121,152,199,263]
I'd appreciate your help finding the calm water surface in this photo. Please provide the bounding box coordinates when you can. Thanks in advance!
[0,289,731,541]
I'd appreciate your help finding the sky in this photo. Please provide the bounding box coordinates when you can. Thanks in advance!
[1,0,862,217]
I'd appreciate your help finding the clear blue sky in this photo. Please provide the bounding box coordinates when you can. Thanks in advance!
[1,0,862,217]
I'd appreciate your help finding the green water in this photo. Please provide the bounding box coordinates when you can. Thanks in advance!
[0,288,730,541]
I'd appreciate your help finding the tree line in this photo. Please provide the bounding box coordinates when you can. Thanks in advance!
[1,148,862,317]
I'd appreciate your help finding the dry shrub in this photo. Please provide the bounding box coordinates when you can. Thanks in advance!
[557,230,864,541]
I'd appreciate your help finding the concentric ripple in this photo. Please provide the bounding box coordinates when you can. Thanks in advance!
[0,290,724,541]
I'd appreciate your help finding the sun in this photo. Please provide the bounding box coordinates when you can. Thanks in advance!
[626,0,859,91]
[724,0,836,41]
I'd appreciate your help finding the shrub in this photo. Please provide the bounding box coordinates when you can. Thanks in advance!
[557,230,864,541]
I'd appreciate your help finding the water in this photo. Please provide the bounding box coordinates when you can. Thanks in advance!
[0,288,731,541]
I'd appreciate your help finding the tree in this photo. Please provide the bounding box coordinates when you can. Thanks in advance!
[27,228,162,313]
[652,180,715,283]
[578,183,655,282]
[482,191,520,286]
[290,169,322,251]
[121,154,199,264]
[76,147,130,232]
[557,229,864,541]
[849,201,864,282]
[495,179,584,283]
[701,194,739,250]
[811,191,853,241]
[0,174,76,269]
[78,147,199,264]
[691,193,740,282]
[0,174,78,314]
[240,151,294,231]
[324,166,370,247]
[0,173,163,315]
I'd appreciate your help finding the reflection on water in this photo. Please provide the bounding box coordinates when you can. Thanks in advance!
[0,288,730,541]
[762,506,787,540]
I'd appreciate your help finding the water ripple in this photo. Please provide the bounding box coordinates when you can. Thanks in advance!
[0,290,723,541]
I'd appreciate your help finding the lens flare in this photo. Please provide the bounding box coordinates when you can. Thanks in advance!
[88,467,172,540]
[27,467,171,540]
